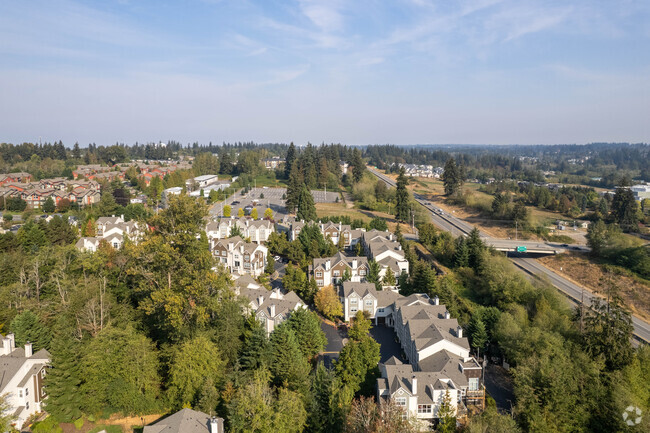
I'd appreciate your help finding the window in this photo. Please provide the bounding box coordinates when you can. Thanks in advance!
[317,280,324,286]
[395,397,407,407]
[26,402,29,410]
[350,308,357,314]
[19,390,22,398]
[365,300,373,306]
[316,271,322,278]
[333,270,340,277]
[417,404,432,414]
[359,269,366,276]
[113,242,119,248]
[25,388,29,396]
[469,377,479,391]
[41,369,46,378]
[235,261,240,267]
[350,298,357,305]
[222,250,226,256]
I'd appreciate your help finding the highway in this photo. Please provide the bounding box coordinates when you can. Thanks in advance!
[369,168,650,343]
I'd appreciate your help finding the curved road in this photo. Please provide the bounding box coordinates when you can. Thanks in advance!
[370,168,650,343]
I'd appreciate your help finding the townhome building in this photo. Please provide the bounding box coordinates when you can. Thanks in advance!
[211,236,268,277]
[206,217,274,244]
[233,275,305,336]
[319,221,365,249]
[288,220,306,241]
[362,230,409,277]
[374,295,483,425]
[76,215,144,251]
[0,334,50,431]
[310,252,369,287]
[339,282,400,324]
[0,172,32,186]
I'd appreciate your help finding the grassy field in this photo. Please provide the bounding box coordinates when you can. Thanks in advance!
[315,202,415,234]
[539,253,650,322]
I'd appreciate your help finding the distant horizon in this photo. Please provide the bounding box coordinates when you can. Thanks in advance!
[3,140,649,149]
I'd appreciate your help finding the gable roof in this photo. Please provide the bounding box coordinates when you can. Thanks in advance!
[143,408,223,433]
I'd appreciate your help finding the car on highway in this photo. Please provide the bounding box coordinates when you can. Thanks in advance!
[561,244,569,247]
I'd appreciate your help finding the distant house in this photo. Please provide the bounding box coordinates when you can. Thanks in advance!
[262,157,285,169]
[143,408,224,433]
[310,252,370,287]
[211,236,268,277]
[233,275,305,335]
[205,217,274,244]
[0,334,50,431]
[361,230,409,278]
[0,172,32,186]
[75,215,144,252]
[318,221,364,249]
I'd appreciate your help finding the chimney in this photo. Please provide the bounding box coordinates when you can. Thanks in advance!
[412,375,418,395]
[1,338,11,355]
[258,295,264,306]
[25,341,33,357]
[8,333,15,350]
[457,326,463,339]
[434,296,439,305]
[339,222,342,232]
[352,259,358,269]
[209,417,223,433]
[444,310,450,320]
[270,304,276,317]
[325,260,331,271]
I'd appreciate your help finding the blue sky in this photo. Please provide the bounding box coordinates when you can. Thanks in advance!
[0,0,648,145]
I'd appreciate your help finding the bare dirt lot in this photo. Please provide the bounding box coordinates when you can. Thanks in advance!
[539,253,650,322]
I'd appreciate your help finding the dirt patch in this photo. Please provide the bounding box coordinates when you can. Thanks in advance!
[539,253,650,322]
[58,413,163,433]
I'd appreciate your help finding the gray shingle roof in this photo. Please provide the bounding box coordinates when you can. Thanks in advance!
[143,408,223,433]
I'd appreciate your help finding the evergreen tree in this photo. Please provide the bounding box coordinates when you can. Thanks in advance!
[269,324,311,393]
[308,362,350,433]
[437,390,457,433]
[586,219,608,257]
[611,186,639,232]
[583,294,634,371]
[453,237,470,268]
[286,162,302,213]
[297,186,317,221]
[72,142,81,159]
[466,228,485,270]
[285,142,297,179]
[394,167,410,222]
[9,310,52,351]
[351,148,365,183]
[468,316,488,358]
[240,316,271,370]
[42,197,56,213]
[97,190,119,216]
[43,335,84,422]
[286,308,327,360]
[382,267,396,287]
[442,157,462,196]
[265,251,275,274]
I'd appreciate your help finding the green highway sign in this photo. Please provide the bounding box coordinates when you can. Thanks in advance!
[516,246,527,252]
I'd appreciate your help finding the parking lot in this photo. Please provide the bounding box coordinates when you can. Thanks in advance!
[210,187,339,219]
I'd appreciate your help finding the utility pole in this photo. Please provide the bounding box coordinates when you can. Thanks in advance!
[580,287,584,334]
[515,220,518,241]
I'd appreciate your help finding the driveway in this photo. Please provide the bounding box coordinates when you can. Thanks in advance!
[484,363,516,413]
[370,325,404,363]
[320,320,345,368]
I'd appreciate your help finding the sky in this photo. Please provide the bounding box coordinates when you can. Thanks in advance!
[0,0,649,146]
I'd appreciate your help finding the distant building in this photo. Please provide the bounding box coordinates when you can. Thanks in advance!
[630,184,650,202]
[262,157,285,169]
[185,175,219,191]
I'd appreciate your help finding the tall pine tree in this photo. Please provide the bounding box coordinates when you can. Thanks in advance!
[394,167,410,222]
[442,157,463,196]
[44,336,84,422]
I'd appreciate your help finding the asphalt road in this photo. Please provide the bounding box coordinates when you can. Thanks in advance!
[369,168,650,344]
